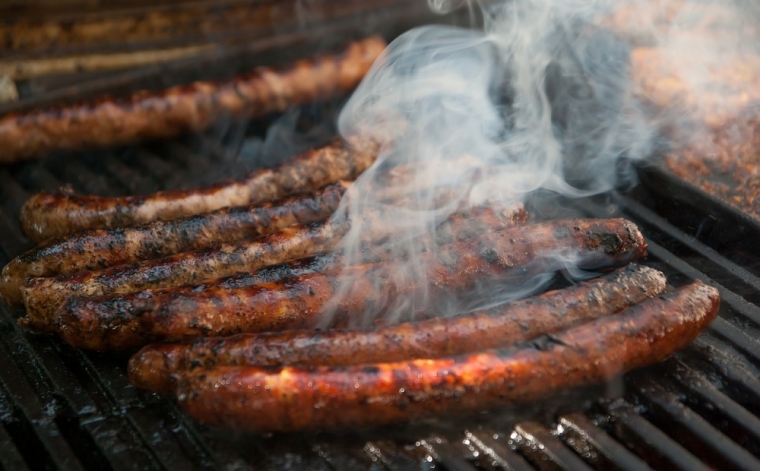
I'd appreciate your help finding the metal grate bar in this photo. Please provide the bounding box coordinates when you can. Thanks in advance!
[132,149,183,190]
[612,193,760,299]
[601,400,709,471]
[709,317,760,366]
[18,163,67,194]
[577,198,760,329]
[686,337,760,412]
[463,429,535,471]
[630,377,760,471]
[162,402,258,471]
[0,339,86,471]
[0,209,30,260]
[512,422,593,471]
[667,359,760,456]
[77,416,159,471]
[123,406,209,471]
[557,413,652,471]
[418,437,479,471]
[313,441,387,471]
[0,422,30,471]
[364,440,427,471]
[0,170,30,216]
[5,328,100,418]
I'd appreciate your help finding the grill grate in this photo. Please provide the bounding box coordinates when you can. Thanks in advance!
[4,28,760,471]
[4,128,760,471]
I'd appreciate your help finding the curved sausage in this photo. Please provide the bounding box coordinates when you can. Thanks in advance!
[176,281,719,432]
[0,36,386,165]
[129,264,668,394]
[20,204,527,330]
[1,181,349,307]
[19,136,380,242]
[55,218,647,350]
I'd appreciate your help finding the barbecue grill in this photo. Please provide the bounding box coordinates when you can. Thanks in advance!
[3,2,760,470]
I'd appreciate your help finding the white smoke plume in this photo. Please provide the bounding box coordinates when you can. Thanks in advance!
[322,0,754,326]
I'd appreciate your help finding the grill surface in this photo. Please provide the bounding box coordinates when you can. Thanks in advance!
[3,11,760,471]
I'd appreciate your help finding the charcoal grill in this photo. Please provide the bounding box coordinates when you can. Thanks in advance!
[3,3,760,471]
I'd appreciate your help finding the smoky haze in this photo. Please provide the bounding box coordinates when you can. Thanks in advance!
[320,0,752,327]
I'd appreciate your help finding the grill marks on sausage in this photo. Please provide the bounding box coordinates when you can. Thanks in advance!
[175,281,719,433]
[0,37,386,165]
[1,182,349,308]
[54,218,646,351]
[19,136,380,242]
[128,264,668,394]
[21,204,527,331]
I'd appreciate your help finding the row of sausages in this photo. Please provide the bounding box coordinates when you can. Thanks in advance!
[0,37,720,432]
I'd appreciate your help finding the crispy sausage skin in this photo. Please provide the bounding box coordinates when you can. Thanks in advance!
[20,137,380,242]
[1,182,348,308]
[0,37,386,165]
[21,204,526,330]
[129,264,668,394]
[55,218,647,350]
[176,281,719,433]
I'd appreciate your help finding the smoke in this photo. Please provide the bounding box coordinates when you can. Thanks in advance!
[324,0,755,326]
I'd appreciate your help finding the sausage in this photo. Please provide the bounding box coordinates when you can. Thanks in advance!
[129,264,668,394]
[19,137,380,242]
[54,218,647,350]
[176,281,719,432]
[21,204,525,331]
[0,36,386,165]
[1,181,349,307]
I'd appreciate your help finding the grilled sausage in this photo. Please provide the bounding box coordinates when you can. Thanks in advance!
[129,264,668,394]
[21,204,526,329]
[55,218,647,350]
[0,36,386,165]
[19,137,380,242]
[176,281,719,432]
[1,182,349,307]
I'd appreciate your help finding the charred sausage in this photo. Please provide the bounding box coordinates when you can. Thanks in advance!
[1,181,349,307]
[55,218,647,350]
[19,137,380,242]
[20,204,526,330]
[0,37,386,165]
[129,264,668,394]
[176,281,719,432]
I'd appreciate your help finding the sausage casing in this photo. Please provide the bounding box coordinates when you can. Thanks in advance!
[1,37,386,165]
[176,281,719,432]
[2,181,348,308]
[129,264,668,394]
[22,204,526,330]
[55,218,647,350]
[19,137,380,241]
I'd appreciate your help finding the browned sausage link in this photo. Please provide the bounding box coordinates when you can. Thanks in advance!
[22,204,526,332]
[55,218,646,350]
[1,181,349,308]
[129,264,667,394]
[19,136,380,242]
[176,281,719,433]
[36,204,523,336]
[21,221,348,332]
[0,36,386,165]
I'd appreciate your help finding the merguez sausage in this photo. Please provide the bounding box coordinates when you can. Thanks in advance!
[1,181,349,307]
[129,264,668,394]
[21,204,527,330]
[54,218,647,350]
[19,136,380,242]
[176,281,719,432]
[0,36,386,165]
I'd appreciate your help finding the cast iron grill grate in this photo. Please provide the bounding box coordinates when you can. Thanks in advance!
[3,108,760,471]
[3,13,760,471]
